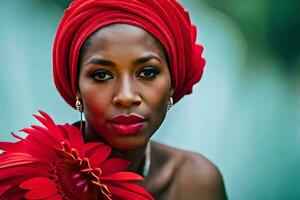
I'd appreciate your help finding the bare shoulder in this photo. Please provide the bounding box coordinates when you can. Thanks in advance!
[178,150,227,200]
[151,142,227,200]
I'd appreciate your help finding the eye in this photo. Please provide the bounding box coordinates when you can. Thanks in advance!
[138,67,160,79]
[91,69,113,81]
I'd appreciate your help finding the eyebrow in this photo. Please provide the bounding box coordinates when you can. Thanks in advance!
[85,54,161,67]
[85,58,115,67]
[134,54,162,65]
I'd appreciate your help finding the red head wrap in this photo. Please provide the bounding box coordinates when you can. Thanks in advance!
[53,0,206,109]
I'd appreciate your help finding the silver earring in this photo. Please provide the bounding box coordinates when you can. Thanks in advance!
[76,97,83,133]
[167,97,173,110]
[76,97,83,112]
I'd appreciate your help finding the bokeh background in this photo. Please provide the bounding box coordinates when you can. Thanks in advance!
[1,0,299,199]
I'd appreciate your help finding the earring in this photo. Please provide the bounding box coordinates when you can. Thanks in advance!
[76,97,83,112]
[76,97,83,133]
[167,97,173,110]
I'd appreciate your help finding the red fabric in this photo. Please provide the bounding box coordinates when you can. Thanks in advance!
[53,0,206,109]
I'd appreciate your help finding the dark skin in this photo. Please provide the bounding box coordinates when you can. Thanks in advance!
[77,24,227,200]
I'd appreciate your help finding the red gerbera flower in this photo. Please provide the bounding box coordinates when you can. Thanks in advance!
[0,111,154,200]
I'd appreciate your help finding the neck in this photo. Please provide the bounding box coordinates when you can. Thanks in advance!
[110,144,147,174]
[83,122,147,175]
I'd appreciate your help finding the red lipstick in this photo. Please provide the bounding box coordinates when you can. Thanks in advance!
[109,114,145,135]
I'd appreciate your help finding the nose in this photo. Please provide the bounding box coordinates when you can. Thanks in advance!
[112,76,142,108]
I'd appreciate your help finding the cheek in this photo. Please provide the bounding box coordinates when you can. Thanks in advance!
[148,88,169,111]
[79,82,112,121]
[144,75,172,125]
[149,73,171,105]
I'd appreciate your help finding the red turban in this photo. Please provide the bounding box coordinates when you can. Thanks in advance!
[53,0,206,109]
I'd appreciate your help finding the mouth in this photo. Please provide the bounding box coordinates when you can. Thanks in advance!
[109,114,145,135]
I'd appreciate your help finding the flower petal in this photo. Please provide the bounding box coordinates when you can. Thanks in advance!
[19,177,56,190]
[100,158,130,176]
[24,187,58,199]
[0,185,26,200]
[31,124,48,133]
[116,182,154,200]
[0,185,11,196]
[22,135,57,162]
[0,153,37,170]
[84,142,104,157]
[109,185,152,200]
[0,142,23,152]
[36,110,56,129]
[57,125,70,140]
[44,194,62,200]
[0,163,51,186]
[11,131,25,141]
[102,172,144,181]
[61,124,84,157]
[33,111,64,142]
[89,144,111,167]
[21,127,60,149]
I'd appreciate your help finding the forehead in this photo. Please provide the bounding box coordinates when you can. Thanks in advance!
[83,24,164,56]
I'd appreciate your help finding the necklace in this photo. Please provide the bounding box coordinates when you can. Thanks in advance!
[142,141,151,178]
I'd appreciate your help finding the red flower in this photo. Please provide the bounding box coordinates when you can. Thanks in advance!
[0,111,153,200]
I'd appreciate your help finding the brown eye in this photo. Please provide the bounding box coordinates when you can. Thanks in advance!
[91,69,113,81]
[138,67,160,79]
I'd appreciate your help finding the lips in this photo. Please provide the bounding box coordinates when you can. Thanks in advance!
[109,114,145,135]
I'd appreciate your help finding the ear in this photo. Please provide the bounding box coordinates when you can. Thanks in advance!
[76,91,81,100]
[170,87,174,97]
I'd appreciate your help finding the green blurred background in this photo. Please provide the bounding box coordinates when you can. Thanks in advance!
[0,0,299,199]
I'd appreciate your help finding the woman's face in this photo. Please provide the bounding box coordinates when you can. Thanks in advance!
[78,24,173,150]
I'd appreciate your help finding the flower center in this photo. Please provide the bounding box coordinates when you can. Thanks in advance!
[50,142,112,200]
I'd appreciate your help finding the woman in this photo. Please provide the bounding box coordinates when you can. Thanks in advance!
[54,0,227,199]
[1,0,227,199]
[72,24,227,199]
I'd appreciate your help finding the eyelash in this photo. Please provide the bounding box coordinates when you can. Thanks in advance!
[90,66,160,82]
[138,67,160,79]
[91,69,113,82]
